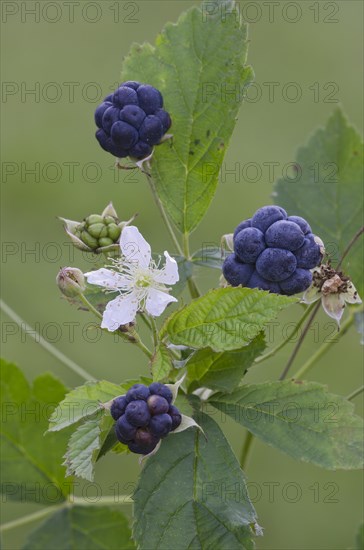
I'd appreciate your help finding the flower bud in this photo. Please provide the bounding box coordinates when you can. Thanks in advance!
[56,267,86,297]
[59,202,137,253]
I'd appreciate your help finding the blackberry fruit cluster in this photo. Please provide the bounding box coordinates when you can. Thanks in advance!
[223,206,323,295]
[111,383,182,455]
[95,82,171,160]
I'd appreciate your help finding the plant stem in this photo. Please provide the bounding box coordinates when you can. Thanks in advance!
[148,314,159,348]
[255,303,316,365]
[79,293,103,320]
[70,495,133,506]
[138,312,152,330]
[79,294,152,358]
[240,430,255,470]
[0,503,66,533]
[146,172,201,298]
[336,225,364,270]
[347,385,364,401]
[293,314,355,380]
[278,301,321,380]
[242,226,364,469]
[145,173,184,256]
[183,232,201,299]
[0,299,94,381]
[127,326,153,359]
[0,495,134,533]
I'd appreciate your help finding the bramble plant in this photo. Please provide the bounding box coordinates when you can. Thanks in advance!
[1,1,363,549]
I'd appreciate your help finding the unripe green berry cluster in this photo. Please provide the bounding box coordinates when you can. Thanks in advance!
[75,214,121,250]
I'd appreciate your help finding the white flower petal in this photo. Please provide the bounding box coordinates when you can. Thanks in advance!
[101,293,139,331]
[145,288,177,317]
[321,294,345,326]
[120,226,151,268]
[302,284,320,304]
[342,282,362,305]
[84,268,130,290]
[154,252,179,285]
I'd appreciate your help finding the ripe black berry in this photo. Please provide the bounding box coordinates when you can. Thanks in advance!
[222,206,323,296]
[94,81,171,160]
[112,382,183,455]
[168,405,182,430]
[149,413,173,438]
[110,396,128,421]
[126,384,150,402]
[147,395,169,415]
[125,400,151,427]
[149,382,173,403]
[115,415,137,443]
[222,254,254,286]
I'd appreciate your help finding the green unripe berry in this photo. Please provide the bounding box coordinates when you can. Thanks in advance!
[107,223,121,241]
[81,231,98,248]
[88,223,106,238]
[86,214,104,226]
[98,237,114,247]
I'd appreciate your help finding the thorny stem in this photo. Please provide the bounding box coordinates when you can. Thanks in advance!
[293,314,355,380]
[255,303,316,365]
[0,299,94,381]
[0,495,133,533]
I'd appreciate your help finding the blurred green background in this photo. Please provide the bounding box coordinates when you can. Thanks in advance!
[1,1,363,548]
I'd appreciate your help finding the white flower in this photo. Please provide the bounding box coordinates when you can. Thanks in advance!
[302,265,362,326]
[85,226,179,331]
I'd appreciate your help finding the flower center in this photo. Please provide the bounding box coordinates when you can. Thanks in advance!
[134,269,153,288]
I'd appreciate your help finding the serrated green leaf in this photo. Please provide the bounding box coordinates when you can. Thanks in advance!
[0,359,71,504]
[163,287,296,352]
[274,108,364,295]
[192,247,224,270]
[151,344,174,382]
[63,414,114,482]
[211,380,364,470]
[48,380,123,432]
[23,505,135,550]
[133,412,258,549]
[187,333,266,393]
[121,0,253,234]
